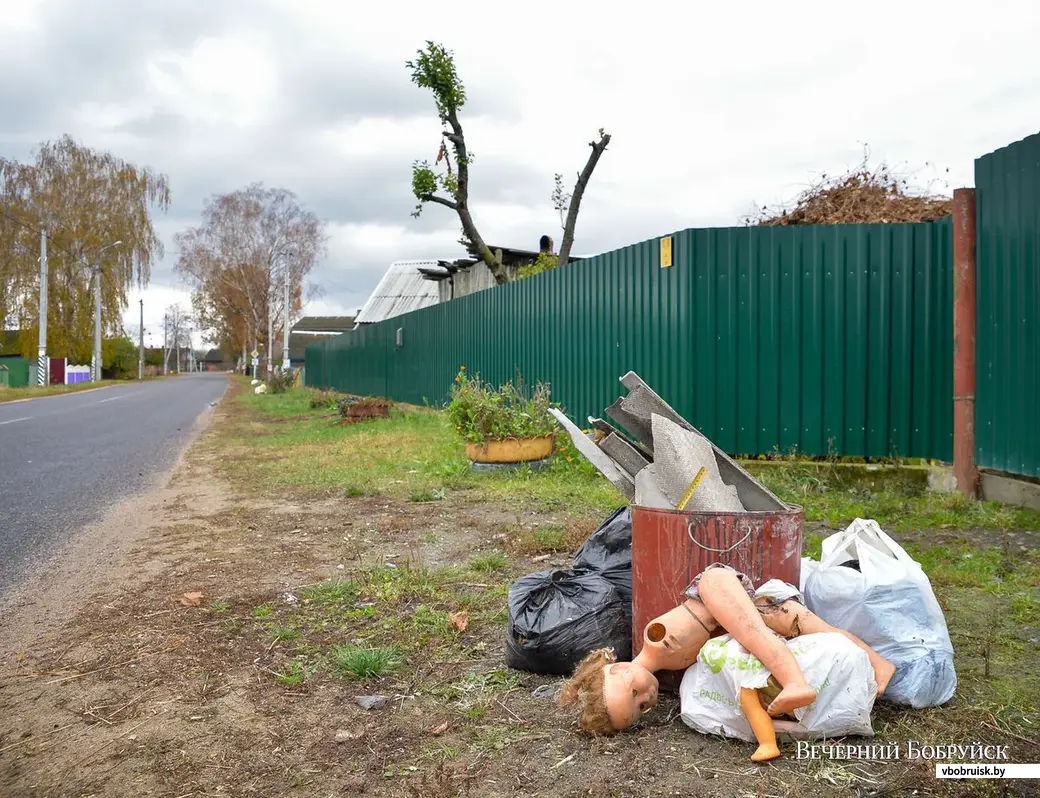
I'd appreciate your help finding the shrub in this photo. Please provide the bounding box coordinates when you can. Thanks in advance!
[445,368,555,445]
[265,371,293,394]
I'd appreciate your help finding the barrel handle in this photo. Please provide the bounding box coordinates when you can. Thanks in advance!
[687,522,753,553]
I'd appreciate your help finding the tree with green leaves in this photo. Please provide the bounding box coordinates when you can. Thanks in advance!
[0,135,171,363]
[408,42,610,284]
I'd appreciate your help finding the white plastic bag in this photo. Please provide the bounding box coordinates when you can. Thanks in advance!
[679,631,877,742]
[798,556,819,594]
[803,518,956,708]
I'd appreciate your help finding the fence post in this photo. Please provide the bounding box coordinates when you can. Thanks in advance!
[953,187,978,497]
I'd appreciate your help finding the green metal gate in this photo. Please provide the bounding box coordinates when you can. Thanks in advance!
[975,132,1040,478]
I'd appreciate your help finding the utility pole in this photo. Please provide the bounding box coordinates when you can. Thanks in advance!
[37,231,48,386]
[282,263,291,371]
[138,298,144,380]
[92,266,102,382]
[163,313,168,375]
[267,295,274,377]
[89,240,121,382]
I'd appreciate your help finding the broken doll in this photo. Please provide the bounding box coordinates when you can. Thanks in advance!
[557,563,895,761]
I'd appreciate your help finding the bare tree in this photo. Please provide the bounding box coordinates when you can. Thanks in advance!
[175,184,327,362]
[163,304,192,373]
[407,42,610,284]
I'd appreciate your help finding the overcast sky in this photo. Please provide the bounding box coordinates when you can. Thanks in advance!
[2,0,1038,348]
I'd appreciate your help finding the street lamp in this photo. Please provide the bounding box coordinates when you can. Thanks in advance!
[89,240,122,381]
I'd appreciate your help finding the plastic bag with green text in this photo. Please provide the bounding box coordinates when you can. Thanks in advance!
[679,631,877,742]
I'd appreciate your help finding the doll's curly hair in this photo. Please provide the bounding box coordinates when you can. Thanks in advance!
[557,647,618,736]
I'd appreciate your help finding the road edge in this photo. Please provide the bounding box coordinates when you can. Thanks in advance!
[0,384,117,406]
[0,376,232,648]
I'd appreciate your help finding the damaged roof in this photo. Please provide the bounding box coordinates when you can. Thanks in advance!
[354,260,443,324]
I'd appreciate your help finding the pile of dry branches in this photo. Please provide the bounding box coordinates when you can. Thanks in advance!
[746,152,952,226]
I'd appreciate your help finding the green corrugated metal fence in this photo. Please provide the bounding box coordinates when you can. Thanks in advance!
[0,356,31,388]
[975,133,1040,478]
[308,219,953,461]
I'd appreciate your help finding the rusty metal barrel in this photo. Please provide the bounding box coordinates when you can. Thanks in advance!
[631,505,803,680]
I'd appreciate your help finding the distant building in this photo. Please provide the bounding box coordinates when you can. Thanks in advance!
[290,315,356,367]
[416,240,585,302]
[201,348,233,372]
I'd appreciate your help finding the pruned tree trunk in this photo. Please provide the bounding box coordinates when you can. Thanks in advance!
[557,132,611,268]
[441,111,508,285]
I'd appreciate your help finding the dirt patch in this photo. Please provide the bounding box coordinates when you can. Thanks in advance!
[1,390,1036,797]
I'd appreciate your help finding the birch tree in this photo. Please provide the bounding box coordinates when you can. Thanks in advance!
[175,183,326,361]
[0,135,170,362]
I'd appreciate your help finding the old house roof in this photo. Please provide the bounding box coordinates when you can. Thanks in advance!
[289,331,343,361]
[354,261,442,325]
[202,348,230,363]
[292,315,356,333]
[420,244,586,282]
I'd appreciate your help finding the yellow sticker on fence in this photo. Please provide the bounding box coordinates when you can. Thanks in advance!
[660,236,673,269]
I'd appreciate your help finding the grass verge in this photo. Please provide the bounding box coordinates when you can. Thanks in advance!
[221,381,622,516]
[759,460,1040,532]
[213,381,1040,789]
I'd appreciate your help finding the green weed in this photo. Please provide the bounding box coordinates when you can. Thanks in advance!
[408,487,445,503]
[301,579,359,605]
[275,659,313,686]
[253,604,274,618]
[330,644,401,679]
[270,625,301,642]
[469,552,508,573]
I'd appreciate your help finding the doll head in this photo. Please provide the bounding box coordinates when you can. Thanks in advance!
[558,648,659,733]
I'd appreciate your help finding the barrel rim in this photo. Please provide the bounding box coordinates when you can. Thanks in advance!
[630,503,804,518]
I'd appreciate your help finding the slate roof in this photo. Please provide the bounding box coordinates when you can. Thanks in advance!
[354,261,442,324]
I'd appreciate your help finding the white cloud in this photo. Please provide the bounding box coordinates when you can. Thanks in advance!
[1,0,1038,342]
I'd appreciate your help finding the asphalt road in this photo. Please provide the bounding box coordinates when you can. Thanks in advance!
[0,373,229,600]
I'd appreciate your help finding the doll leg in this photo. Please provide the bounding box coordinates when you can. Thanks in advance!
[740,688,781,762]
[696,566,816,717]
[757,598,896,696]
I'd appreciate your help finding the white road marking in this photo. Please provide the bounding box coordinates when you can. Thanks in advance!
[0,416,32,425]
[98,396,124,403]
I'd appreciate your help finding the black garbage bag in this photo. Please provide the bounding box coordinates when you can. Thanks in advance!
[572,506,632,607]
[505,569,631,675]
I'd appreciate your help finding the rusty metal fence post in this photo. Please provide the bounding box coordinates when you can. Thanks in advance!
[952,188,978,497]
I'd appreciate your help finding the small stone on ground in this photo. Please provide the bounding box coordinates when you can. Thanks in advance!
[355,695,389,710]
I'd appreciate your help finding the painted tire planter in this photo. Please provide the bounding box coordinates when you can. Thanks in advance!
[465,435,554,464]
